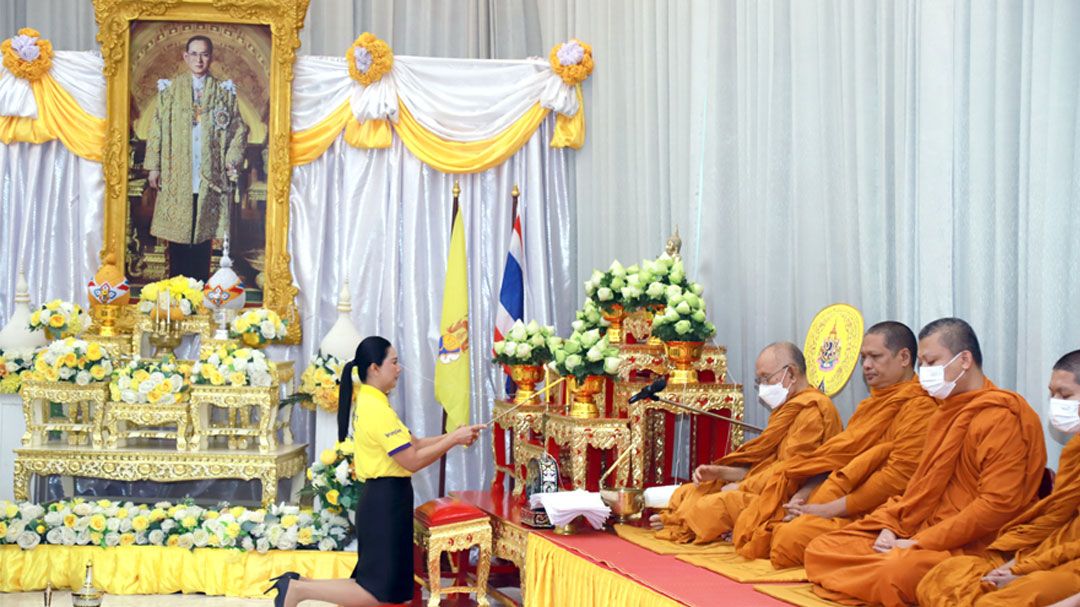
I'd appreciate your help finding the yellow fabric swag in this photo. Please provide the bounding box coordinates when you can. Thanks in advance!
[0,74,105,162]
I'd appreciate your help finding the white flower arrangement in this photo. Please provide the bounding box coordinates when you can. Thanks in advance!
[109,356,190,406]
[229,308,287,347]
[583,260,648,312]
[492,320,557,366]
[571,298,610,334]
[631,253,690,308]
[650,281,716,342]
[30,338,113,385]
[191,342,275,388]
[0,498,350,552]
[302,440,361,535]
[549,328,621,381]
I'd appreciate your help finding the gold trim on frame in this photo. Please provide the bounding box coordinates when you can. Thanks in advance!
[93,0,308,343]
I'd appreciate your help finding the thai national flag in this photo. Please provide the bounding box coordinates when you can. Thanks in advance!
[494,206,525,396]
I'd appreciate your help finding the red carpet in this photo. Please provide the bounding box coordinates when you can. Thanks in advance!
[538,527,792,607]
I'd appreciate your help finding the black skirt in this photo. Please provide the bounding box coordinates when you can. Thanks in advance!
[352,476,414,603]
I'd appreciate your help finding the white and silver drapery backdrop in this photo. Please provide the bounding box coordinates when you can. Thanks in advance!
[289,121,574,503]
[535,0,1080,472]
[4,0,1080,473]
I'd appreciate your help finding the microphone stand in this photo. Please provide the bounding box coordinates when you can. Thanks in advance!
[646,394,765,434]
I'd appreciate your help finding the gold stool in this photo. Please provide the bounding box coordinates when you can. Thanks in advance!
[412,497,492,607]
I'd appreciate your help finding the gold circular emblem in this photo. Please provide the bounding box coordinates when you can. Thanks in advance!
[803,303,864,397]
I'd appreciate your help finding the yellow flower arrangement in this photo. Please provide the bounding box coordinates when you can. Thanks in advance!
[549,39,594,86]
[298,351,346,412]
[1,28,53,82]
[30,338,113,385]
[229,308,286,347]
[0,347,38,394]
[27,299,86,339]
[138,276,205,317]
[347,32,393,86]
[192,342,276,388]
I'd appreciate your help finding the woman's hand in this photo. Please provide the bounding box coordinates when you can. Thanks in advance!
[450,424,484,447]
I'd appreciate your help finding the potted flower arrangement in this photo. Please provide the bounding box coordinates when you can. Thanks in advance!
[492,320,557,403]
[571,298,609,334]
[297,351,347,412]
[583,260,646,343]
[191,342,276,388]
[229,308,287,347]
[650,281,716,384]
[627,253,690,344]
[27,300,87,340]
[550,328,621,418]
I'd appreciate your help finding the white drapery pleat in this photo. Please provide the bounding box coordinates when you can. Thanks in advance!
[291,53,578,135]
[289,118,574,501]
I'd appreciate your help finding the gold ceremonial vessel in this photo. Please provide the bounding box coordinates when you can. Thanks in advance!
[665,340,705,384]
[601,303,626,344]
[71,561,103,607]
[569,374,605,418]
[600,487,644,523]
[508,364,544,405]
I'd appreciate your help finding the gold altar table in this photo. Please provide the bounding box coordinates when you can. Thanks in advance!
[12,440,308,507]
[491,399,546,495]
[543,413,630,491]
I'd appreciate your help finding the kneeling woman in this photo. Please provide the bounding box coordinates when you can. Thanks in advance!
[268,336,484,607]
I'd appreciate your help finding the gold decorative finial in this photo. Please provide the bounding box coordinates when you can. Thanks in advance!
[665,225,682,258]
[511,185,520,197]
[452,181,461,197]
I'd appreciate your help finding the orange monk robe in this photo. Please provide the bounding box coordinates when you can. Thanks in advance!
[916,435,1080,607]
[732,377,937,567]
[656,387,841,544]
[803,378,1047,607]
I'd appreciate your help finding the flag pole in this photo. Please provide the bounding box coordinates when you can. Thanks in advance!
[438,180,461,498]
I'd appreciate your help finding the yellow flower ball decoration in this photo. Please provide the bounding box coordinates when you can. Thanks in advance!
[550,39,594,86]
[347,32,393,86]
[1,28,53,82]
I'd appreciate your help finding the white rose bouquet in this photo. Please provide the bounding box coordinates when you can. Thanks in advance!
[191,342,276,388]
[550,328,622,381]
[30,338,113,385]
[650,282,717,342]
[492,320,557,366]
[109,355,190,405]
[229,308,287,347]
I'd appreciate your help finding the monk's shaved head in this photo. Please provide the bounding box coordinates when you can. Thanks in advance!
[867,321,917,361]
[918,318,983,367]
[765,341,807,377]
[1053,350,1080,385]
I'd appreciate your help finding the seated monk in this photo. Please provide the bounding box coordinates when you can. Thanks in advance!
[732,321,937,567]
[803,317,1047,607]
[916,349,1080,607]
[650,341,842,544]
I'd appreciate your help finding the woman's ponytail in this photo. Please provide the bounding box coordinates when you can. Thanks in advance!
[337,336,393,443]
[337,361,355,442]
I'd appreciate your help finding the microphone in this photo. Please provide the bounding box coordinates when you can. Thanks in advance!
[627,377,668,404]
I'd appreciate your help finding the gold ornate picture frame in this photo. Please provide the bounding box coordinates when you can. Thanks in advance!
[93,0,307,343]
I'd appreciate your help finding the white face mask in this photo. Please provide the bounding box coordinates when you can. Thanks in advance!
[920,352,966,399]
[1049,398,1080,434]
[758,368,790,410]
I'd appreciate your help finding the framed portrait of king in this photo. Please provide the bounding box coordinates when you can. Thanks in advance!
[93,0,307,343]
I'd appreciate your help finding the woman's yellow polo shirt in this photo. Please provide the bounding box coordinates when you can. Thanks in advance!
[353,384,413,480]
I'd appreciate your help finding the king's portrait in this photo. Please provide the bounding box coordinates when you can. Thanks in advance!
[127,21,271,301]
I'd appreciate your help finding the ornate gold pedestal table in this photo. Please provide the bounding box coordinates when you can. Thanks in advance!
[21,381,109,449]
[13,440,307,507]
[613,380,745,487]
[542,413,630,491]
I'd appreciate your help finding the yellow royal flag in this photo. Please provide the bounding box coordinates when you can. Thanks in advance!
[434,204,471,431]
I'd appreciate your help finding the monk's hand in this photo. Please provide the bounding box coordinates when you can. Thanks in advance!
[892,538,918,550]
[982,565,1019,588]
[872,528,897,552]
[648,514,664,531]
[148,170,160,189]
[720,482,740,492]
[693,464,721,485]
[788,500,844,520]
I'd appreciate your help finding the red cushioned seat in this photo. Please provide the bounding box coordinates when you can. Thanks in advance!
[413,497,486,526]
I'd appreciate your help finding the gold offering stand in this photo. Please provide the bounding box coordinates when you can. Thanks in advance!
[189,383,283,453]
[102,397,192,450]
[616,342,729,384]
[612,380,746,488]
[132,311,214,357]
[542,412,631,491]
[491,399,546,495]
[86,305,136,359]
[21,381,109,448]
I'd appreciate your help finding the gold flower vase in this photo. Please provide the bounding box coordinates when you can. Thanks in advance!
[601,303,626,344]
[569,374,605,418]
[646,304,666,346]
[665,341,705,384]
[509,364,544,404]
[92,304,120,337]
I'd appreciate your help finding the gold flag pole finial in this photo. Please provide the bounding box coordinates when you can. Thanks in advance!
[452,180,461,198]
[511,184,520,198]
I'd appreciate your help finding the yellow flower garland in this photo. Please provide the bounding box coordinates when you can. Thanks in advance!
[1,28,53,82]
[550,39,594,86]
[347,32,393,86]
